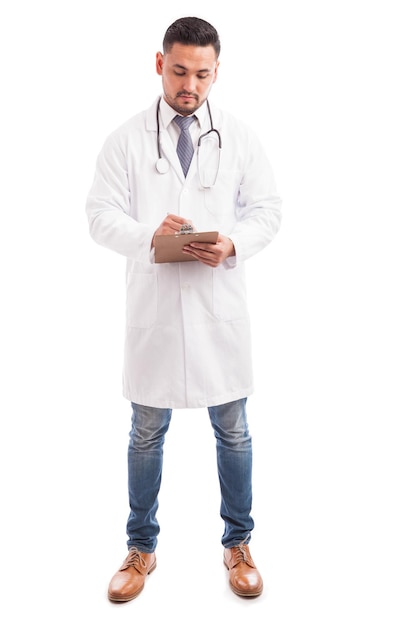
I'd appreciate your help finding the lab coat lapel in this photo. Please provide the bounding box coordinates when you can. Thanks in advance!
[158,128,185,182]
[146,99,184,182]
[147,98,199,183]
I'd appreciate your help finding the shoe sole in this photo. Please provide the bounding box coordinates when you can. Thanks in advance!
[108,561,157,602]
[228,583,263,598]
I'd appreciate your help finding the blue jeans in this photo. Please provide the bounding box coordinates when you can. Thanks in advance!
[126,398,254,552]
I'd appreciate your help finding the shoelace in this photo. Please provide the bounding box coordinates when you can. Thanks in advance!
[234,543,250,563]
[123,548,147,572]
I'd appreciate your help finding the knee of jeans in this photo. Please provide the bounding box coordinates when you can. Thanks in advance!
[215,428,252,449]
[129,425,167,452]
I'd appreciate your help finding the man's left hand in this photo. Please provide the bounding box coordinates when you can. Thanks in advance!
[182,234,235,267]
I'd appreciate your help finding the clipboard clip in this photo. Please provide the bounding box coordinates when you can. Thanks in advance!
[179,224,194,234]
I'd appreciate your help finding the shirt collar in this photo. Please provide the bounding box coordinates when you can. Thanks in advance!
[159,97,208,130]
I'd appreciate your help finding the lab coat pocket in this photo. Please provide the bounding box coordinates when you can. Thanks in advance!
[213,266,247,321]
[203,169,240,216]
[126,272,157,328]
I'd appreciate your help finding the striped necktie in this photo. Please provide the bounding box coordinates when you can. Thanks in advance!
[174,115,195,176]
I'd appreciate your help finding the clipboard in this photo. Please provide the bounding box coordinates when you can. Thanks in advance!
[154,231,219,263]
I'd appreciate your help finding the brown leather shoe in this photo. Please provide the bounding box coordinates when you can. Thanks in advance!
[224,543,263,597]
[108,547,156,602]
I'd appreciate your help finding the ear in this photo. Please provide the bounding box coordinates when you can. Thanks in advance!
[212,60,220,84]
[156,51,163,76]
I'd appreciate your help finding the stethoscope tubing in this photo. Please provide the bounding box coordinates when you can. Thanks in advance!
[155,97,221,182]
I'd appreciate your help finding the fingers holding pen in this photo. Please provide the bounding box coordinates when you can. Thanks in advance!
[165,213,195,234]
[152,214,195,247]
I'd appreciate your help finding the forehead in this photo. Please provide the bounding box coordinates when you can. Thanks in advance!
[164,42,218,70]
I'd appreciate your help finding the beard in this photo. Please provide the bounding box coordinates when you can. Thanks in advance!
[165,91,204,116]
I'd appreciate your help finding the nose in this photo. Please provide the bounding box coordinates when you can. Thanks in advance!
[181,75,197,93]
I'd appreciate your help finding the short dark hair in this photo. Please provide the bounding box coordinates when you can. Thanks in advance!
[163,17,221,58]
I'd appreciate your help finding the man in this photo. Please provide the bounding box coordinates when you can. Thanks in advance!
[86,16,281,600]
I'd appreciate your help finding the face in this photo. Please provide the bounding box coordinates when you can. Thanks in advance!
[156,42,219,115]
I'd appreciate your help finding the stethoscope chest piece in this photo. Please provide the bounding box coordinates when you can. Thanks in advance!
[155,157,169,174]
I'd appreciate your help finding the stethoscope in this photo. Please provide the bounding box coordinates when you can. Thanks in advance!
[155,97,222,188]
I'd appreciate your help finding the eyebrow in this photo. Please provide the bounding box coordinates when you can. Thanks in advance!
[173,63,211,73]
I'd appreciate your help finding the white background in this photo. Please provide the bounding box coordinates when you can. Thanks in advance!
[1,1,416,624]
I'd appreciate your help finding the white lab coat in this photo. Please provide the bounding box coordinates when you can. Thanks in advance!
[86,97,282,408]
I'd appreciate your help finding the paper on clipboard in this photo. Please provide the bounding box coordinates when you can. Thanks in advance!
[154,231,219,263]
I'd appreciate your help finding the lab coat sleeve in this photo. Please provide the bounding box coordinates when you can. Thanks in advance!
[85,133,154,262]
[228,129,282,266]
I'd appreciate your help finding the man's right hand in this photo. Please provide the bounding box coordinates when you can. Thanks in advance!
[151,214,195,248]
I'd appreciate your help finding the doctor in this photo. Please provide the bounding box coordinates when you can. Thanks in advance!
[86,16,281,601]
